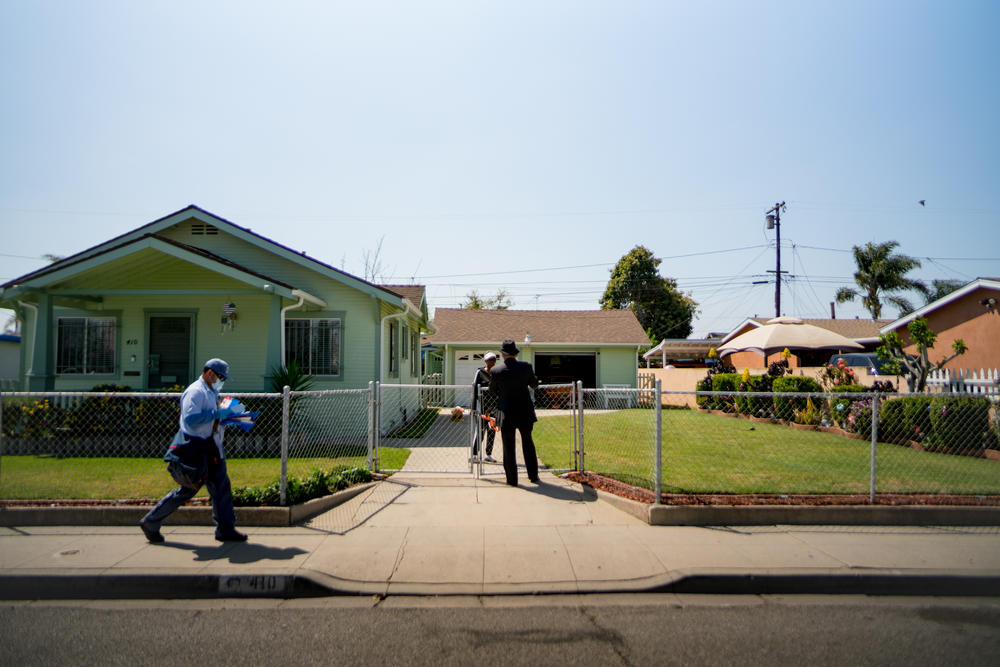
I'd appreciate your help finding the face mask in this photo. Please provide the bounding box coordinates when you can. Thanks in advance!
[213,379,225,393]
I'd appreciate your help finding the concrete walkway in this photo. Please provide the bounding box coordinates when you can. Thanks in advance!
[3,469,1000,599]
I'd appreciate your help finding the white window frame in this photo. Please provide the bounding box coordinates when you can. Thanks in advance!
[285,318,342,377]
[56,316,117,375]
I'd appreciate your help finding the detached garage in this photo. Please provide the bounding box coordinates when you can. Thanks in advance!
[424,309,649,395]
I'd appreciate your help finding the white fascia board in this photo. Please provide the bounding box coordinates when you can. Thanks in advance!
[880,279,1000,334]
[718,318,763,345]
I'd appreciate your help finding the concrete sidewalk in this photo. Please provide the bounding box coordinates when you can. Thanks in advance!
[2,471,1000,599]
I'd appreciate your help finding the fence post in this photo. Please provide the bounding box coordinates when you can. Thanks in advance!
[576,380,585,472]
[280,385,290,505]
[571,381,578,471]
[367,381,375,472]
[654,378,662,505]
[869,391,879,503]
[375,381,382,471]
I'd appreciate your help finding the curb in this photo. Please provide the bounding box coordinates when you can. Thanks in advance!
[0,482,375,527]
[4,570,1000,600]
[590,489,1000,526]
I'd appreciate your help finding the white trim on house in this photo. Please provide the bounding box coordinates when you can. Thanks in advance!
[879,278,1000,334]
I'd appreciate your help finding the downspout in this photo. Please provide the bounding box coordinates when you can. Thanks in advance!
[279,289,327,365]
[17,300,38,378]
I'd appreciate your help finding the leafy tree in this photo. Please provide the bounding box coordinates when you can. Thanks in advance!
[877,317,967,392]
[925,279,964,304]
[461,289,511,310]
[601,245,698,341]
[835,241,928,319]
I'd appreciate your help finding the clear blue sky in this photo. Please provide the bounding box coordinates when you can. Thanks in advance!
[2,1,998,337]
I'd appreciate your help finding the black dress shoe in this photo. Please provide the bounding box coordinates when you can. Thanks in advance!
[528,477,540,484]
[140,521,164,544]
[215,529,248,542]
[506,481,518,487]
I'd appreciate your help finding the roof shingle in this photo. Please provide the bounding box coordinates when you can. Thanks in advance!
[426,309,649,345]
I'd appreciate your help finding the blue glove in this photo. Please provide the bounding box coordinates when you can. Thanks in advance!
[216,406,235,422]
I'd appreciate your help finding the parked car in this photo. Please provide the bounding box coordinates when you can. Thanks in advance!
[827,353,892,375]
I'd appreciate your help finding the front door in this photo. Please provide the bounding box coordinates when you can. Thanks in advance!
[147,316,193,389]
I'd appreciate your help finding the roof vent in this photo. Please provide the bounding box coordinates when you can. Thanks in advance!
[191,223,219,236]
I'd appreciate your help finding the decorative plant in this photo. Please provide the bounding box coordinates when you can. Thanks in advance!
[268,360,316,392]
[818,357,857,391]
[794,397,824,426]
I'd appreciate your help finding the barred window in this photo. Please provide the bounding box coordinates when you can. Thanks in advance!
[402,324,409,359]
[57,317,116,374]
[285,318,341,376]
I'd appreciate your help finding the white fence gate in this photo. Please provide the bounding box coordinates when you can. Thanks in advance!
[926,368,1000,397]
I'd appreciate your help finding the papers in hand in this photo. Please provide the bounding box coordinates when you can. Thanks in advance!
[219,396,260,432]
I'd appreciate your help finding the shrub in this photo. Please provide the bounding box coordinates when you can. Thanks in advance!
[925,396,993,456]
[845,398,874,436]
[695,379,710,408]
[772,376,823,421]
[902,396,935,442]
[231,466,372,507]
[735,375,771,417]
[829,385,867,427]
[879,397,909,443]
[710,373,740,412]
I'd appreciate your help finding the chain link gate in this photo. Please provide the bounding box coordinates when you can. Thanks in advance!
[471,382,579,480]
[374,383,476,473]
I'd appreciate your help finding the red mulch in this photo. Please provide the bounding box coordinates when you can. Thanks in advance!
[562,471,1000,506]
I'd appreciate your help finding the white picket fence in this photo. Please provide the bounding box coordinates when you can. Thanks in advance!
[926,368,1000,397]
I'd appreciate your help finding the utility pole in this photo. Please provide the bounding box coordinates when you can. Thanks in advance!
[765,202,787,318]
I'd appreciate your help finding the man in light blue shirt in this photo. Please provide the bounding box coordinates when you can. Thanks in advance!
[140,358,247,543]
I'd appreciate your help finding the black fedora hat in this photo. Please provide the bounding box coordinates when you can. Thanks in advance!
[499,339,520,356]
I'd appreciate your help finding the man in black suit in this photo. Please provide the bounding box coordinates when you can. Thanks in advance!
[489,339,540,486]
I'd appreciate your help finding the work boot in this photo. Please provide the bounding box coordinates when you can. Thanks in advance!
[140,521,164,544]
[215,528,248,542]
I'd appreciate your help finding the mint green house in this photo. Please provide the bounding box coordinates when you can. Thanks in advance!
[0,206,431,394]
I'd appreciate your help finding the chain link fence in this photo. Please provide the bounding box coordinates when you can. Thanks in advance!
[573,386,659,490]
[3,384,998,504]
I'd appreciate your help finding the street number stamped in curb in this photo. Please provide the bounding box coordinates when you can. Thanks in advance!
[219,575,289,595]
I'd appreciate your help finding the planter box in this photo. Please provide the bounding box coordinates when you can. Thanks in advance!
[985,449,1000,461]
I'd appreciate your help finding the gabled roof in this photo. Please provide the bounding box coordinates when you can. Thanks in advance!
[720,316,891,345]
[426,309,650,346]
[880,278,1000,333]
[0,205,403,305]
[380,284,426,309]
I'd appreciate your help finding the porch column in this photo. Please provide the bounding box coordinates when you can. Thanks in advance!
[26,293,54,391]
[265,294,282,383]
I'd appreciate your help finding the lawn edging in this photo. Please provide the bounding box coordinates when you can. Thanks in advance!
[0,482,376,527]
[590,488,1000,526]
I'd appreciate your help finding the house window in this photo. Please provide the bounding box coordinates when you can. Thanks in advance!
[402,324,409,359]
[411,332,420,375]
[57,317,116,374]
[285,319,341,376]
[388,321,398,375]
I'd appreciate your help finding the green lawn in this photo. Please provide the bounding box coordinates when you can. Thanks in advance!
[534,409,1000,495]
[0,448,410,500]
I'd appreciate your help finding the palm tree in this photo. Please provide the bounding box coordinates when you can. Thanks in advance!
[835,241,928,320]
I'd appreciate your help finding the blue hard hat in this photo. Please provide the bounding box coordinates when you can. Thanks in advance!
[204,358,230,380]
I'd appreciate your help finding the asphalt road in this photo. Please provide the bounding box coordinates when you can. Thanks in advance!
[3,595,999,666]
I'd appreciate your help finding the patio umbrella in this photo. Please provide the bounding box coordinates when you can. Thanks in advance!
[716,317,864,356]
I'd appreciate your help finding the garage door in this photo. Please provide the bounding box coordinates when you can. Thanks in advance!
[534,353,597,387]
[455,352,487,388]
